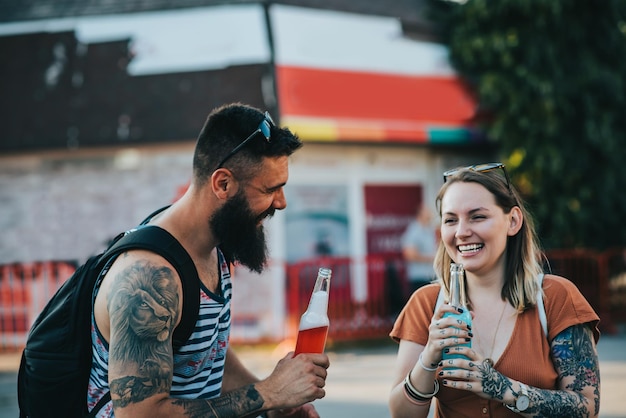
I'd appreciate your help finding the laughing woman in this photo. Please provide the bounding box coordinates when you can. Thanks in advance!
[389,163,600,418]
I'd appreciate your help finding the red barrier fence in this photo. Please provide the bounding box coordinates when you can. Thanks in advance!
[1,249,624,352]
[545,247,626,333]
[0,261,77,351]
[285,255,408,343]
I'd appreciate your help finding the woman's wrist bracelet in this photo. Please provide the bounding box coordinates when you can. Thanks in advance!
[403,385,432,406]
[404,371,440,402]
[418,353,438,372]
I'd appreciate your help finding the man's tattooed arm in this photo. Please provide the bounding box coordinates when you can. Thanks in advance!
[108,260,181,408]
[171,385,265,418]
[106,258,272,418]
[478,324,600,417]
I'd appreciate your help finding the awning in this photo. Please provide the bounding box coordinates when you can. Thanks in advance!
[277,65,477,144]
[272,5,480,144]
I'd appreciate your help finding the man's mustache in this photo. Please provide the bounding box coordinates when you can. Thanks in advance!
[256,208,275,223]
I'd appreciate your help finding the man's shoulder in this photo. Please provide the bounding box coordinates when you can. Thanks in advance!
[109,248,180,272]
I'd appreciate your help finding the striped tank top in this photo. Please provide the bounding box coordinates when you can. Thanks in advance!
[87,248,232,417]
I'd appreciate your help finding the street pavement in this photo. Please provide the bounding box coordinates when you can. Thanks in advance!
[1,330,625,417]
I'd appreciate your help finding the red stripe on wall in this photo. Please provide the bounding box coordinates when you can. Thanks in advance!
[276,65,476,124]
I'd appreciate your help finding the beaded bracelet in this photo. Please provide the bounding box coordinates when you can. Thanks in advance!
[404,372,440,401]
[417,353,438,372]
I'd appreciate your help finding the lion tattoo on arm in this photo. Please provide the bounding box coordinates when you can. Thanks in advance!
[108,259,181,407]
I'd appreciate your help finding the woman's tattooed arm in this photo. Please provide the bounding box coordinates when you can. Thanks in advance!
[477,324,600,417]
[479,360,515,401]
[523,324,600,418]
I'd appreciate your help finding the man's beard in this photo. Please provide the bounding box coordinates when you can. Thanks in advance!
[210,190,272,274]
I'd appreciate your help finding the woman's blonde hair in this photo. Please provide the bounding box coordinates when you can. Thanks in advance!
[433,167,544,312]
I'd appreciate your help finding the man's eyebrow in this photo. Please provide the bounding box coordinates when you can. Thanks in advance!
[267,182,286,192]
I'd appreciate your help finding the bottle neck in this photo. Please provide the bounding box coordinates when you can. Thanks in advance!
[305,290,329,323]
[449,264,466,308]
[314,268,332,293]
[449,273,461,308]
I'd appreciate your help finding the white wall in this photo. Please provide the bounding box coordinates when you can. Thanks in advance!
[0,142,482,341]
[250,142,449,340]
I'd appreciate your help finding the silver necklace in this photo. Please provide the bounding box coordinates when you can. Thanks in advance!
[482,301,507,362]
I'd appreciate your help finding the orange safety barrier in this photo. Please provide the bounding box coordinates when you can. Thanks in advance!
[545,248,625,335]
[286,255,408,343]
[1,249,623,352]
[0,261,77,351]
[605,248,626,323]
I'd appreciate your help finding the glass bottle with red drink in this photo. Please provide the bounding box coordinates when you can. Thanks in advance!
[294,267,332,355]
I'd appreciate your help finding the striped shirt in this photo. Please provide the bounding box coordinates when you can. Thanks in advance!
[87,248,232,417]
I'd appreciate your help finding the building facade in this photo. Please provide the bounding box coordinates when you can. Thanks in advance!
[0,2,494,341]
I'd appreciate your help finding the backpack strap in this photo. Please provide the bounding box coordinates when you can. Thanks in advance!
[435,274,548,337]
[87,225,200,416]
[99,225,200,350]
[537,273,547,338]
[139,205,170,225]
[435,285,446,312]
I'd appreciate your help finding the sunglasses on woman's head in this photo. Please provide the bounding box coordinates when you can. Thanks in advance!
[443,162,512,192]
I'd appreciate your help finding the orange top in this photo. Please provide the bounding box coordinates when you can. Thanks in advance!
[390,274,600,418]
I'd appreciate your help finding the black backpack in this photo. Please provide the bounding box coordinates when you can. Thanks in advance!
[17,225,201,418]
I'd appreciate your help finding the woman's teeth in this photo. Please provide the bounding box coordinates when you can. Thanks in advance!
[458,244,483,253]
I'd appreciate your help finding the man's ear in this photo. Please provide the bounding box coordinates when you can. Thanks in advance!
[508,206,523,236]
[210,168,237,199]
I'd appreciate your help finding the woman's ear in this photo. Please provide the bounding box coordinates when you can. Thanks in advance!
[508,206,523,236]
[210,168,237,199]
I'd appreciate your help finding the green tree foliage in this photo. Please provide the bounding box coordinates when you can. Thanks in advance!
[425,0,626,250]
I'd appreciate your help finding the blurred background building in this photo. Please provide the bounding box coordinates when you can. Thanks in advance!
[0,0,497,345]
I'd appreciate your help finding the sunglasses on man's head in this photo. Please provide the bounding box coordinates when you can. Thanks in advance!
[216,111,275,169]
[443,162,512,191]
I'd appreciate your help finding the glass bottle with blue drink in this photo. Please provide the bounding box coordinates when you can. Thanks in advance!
[442,263,472,361]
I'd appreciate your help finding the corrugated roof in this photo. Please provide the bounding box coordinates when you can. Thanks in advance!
[0,0,430,27]
[0,1,465,153]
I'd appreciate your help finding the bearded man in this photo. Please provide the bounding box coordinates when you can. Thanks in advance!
[90,103,329,418]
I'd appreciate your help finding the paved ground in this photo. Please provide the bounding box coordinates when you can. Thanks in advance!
[2,330,625,417]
